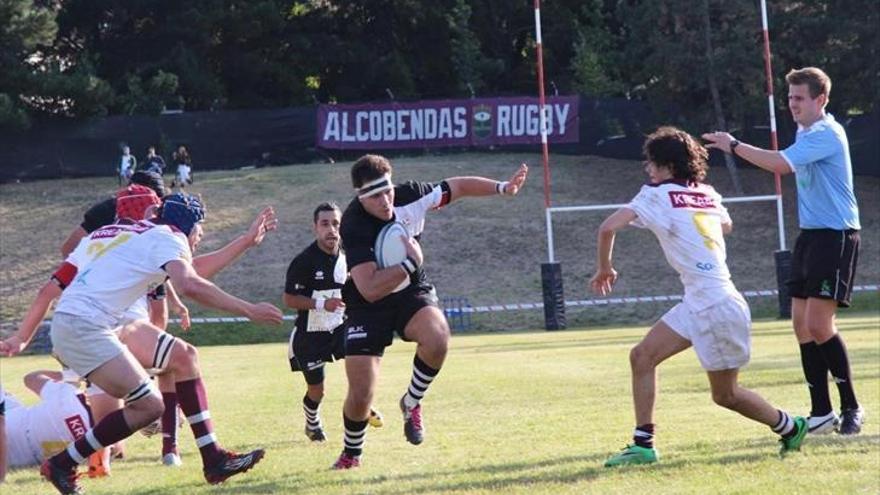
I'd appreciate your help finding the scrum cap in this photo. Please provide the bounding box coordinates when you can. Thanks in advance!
[160,193,206,236]
[116,184,161,221]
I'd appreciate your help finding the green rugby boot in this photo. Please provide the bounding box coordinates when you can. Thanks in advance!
[604,444,659,467]
[779,416,808,456]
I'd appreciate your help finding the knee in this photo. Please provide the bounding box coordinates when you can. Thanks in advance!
[711,389,739,410]
[308,385,325,402]
[629,345,653,371]
[129,391,164,425]
[170,341,199,370]
[347,387,373,411]
[420,325,449,357]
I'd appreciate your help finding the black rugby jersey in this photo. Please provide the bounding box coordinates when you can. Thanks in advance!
[285,241,347,333]
[340,181,448,309]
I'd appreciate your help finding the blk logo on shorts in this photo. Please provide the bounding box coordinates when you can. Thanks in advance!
[347,325,366,340]
[819,280,832,297]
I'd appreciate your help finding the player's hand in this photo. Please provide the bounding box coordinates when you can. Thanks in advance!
[171,302,191,331]
[590,267,618,296]
[0,335,25,357]
[701,131,734,153]
[324,298,346,313]
[247,302,284,325]
[503,163,529,195]
[246,207,279,247]
[401,235,423,267]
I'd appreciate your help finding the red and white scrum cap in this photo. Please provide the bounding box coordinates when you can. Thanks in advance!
[116,184,161,221]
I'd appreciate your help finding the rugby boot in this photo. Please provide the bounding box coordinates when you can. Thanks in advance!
[87,450,110,478]
[368,408,384,428]
[779,416,808,456]
[162,451,183,467]
[203,448,265,484]
[604,445,658,467]
[305,425,327,442]
[806,411,839,434]
[838,407,865,435]
[331,451,361,470]
[41,460,84,495]
[399,396,424,445]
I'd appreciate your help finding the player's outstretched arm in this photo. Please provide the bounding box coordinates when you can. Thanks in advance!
[0,281,63,357]
[192,206,278,279]
[165,259,283,325]
[589,207,636,296]
[445,163,528,203]
[701,132,791,175]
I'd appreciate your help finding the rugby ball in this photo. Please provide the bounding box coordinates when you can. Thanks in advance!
[375,222,409,269]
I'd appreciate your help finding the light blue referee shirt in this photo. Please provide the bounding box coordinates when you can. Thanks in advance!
[780,113,860,230]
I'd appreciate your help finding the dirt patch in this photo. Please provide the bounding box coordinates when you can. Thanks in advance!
[1,153,877,331]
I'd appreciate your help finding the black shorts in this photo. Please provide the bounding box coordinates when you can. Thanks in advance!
[288,325,346,385]
[787,228,860,307]
[343,286,440,357]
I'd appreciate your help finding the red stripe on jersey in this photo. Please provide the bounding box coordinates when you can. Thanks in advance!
[52,262,78,289]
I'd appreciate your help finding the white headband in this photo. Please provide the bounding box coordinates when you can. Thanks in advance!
[357,174,393,199]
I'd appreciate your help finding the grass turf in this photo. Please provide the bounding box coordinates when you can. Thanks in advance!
[2,313,877,494]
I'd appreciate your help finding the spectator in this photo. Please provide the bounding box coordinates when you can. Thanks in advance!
[118,146,137,185]
[171,145,193,189]
[143,146,166,175]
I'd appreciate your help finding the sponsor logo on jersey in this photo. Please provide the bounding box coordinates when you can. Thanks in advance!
[65,415,87,439]
[315,271,324,280]
[668,191,716,209]
[696,262,715,272]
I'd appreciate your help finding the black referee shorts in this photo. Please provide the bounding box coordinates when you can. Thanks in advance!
[343,286,440,357]
[787,228,860,307]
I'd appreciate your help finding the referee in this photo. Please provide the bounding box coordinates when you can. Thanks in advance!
[703,67,864,435]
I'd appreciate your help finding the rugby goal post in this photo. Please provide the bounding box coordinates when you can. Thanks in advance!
[533,0,792,328]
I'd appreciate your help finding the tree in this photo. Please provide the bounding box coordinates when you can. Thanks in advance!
[0,0,57,128]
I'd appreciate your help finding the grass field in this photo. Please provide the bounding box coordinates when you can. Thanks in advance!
[2,314,878,495]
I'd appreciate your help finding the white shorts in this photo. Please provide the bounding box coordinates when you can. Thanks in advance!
[51,312,126,377]
[176,164,191,183]
[661,293,751,371]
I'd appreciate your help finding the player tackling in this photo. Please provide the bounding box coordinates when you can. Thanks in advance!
[33,193,283,494]
[589,127,807,467]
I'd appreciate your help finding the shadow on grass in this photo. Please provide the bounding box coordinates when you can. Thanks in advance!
[125,434,880,495]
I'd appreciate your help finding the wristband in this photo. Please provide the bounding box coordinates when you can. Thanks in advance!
[495,181,510,195]
[729,139,740,156]
[401,256,419,275]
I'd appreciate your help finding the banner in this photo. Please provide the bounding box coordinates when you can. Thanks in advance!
[316,96,579,149]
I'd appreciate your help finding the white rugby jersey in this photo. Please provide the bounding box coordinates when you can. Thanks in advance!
[55,221,191,327]
[5,381,91,468]
[627,180,737,310]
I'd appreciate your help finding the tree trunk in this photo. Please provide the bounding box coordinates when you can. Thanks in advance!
[701,0,743,194]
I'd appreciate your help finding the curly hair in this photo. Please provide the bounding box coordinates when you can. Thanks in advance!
[643,126,709,183]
